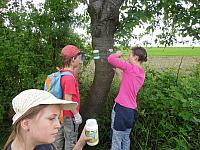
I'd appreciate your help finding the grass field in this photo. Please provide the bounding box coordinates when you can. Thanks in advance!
[121,47,200,57]
[145,47,200,56]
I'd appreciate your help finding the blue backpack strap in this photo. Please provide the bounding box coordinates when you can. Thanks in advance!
[60,71,73,77]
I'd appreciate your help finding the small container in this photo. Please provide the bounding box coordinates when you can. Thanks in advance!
[85,119,99,146]
[93,50,100,59]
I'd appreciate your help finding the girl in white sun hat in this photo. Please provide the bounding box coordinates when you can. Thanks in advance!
[4,89,91,150]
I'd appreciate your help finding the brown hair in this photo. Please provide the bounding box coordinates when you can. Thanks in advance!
[3,105,51,150]
[61,57,73,67]
[131,46,147,63]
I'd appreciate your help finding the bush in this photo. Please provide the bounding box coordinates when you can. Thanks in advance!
[130,67,199,149]
[0,0,87,148]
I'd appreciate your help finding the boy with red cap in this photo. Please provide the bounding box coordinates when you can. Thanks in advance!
[54,45,83,150]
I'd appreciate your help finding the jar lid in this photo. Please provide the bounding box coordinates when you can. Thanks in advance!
[86,119,97,126]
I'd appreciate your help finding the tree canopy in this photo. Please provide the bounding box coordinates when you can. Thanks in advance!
[118,0,199,46]
[79,0,199,46]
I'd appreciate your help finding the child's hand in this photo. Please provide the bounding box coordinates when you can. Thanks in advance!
[80,127,92,143]
[116,51,123,57]
[74,112,82,125]
[73,126,92,150]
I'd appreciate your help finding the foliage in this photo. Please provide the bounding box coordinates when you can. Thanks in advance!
[132,66,200,149]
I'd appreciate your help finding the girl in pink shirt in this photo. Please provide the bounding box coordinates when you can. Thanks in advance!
[107,46,147,150]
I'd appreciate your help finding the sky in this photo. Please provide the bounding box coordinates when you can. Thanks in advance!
[15,0,200,47]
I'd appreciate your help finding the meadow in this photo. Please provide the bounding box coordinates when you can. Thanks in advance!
[122,47,200,56]
[145,47,200,56]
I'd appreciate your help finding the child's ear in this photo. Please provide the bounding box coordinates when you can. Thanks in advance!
[20,119,30,131]
[72,57,76,62]
[135,55,139,61]
[71,57,74,63]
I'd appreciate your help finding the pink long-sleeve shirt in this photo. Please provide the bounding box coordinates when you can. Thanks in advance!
[108,54,145,109]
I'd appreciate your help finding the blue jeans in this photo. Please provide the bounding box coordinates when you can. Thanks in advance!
[110,103,136,150]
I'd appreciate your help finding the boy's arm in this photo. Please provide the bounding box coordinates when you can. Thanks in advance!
[63,94,78,114]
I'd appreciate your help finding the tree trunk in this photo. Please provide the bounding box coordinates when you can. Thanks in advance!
[81,0,124,121]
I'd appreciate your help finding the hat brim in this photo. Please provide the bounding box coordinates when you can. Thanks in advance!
[40,98,77,111]
[12,99,77,125]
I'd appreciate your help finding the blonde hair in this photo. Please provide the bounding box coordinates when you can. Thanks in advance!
[4,105,49,150]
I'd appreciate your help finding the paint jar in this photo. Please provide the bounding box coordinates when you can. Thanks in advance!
[93,50,100,59]
[85,119,99,146]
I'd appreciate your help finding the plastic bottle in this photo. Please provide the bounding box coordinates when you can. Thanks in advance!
[85,119,99,146]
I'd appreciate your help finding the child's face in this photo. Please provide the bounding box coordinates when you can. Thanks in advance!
[28,105,61,144]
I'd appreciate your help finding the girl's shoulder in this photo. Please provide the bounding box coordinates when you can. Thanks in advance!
[4,143,55,150]
[125,63,144,74]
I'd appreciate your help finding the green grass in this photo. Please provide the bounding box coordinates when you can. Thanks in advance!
[146,47,200,56]
[122,47,200,56]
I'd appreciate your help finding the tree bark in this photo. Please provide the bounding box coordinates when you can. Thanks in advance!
[81,0,124,120]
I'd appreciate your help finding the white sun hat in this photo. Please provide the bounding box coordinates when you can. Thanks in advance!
[12,89,77,124]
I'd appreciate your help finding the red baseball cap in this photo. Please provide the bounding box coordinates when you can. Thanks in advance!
[61,45,80,59]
